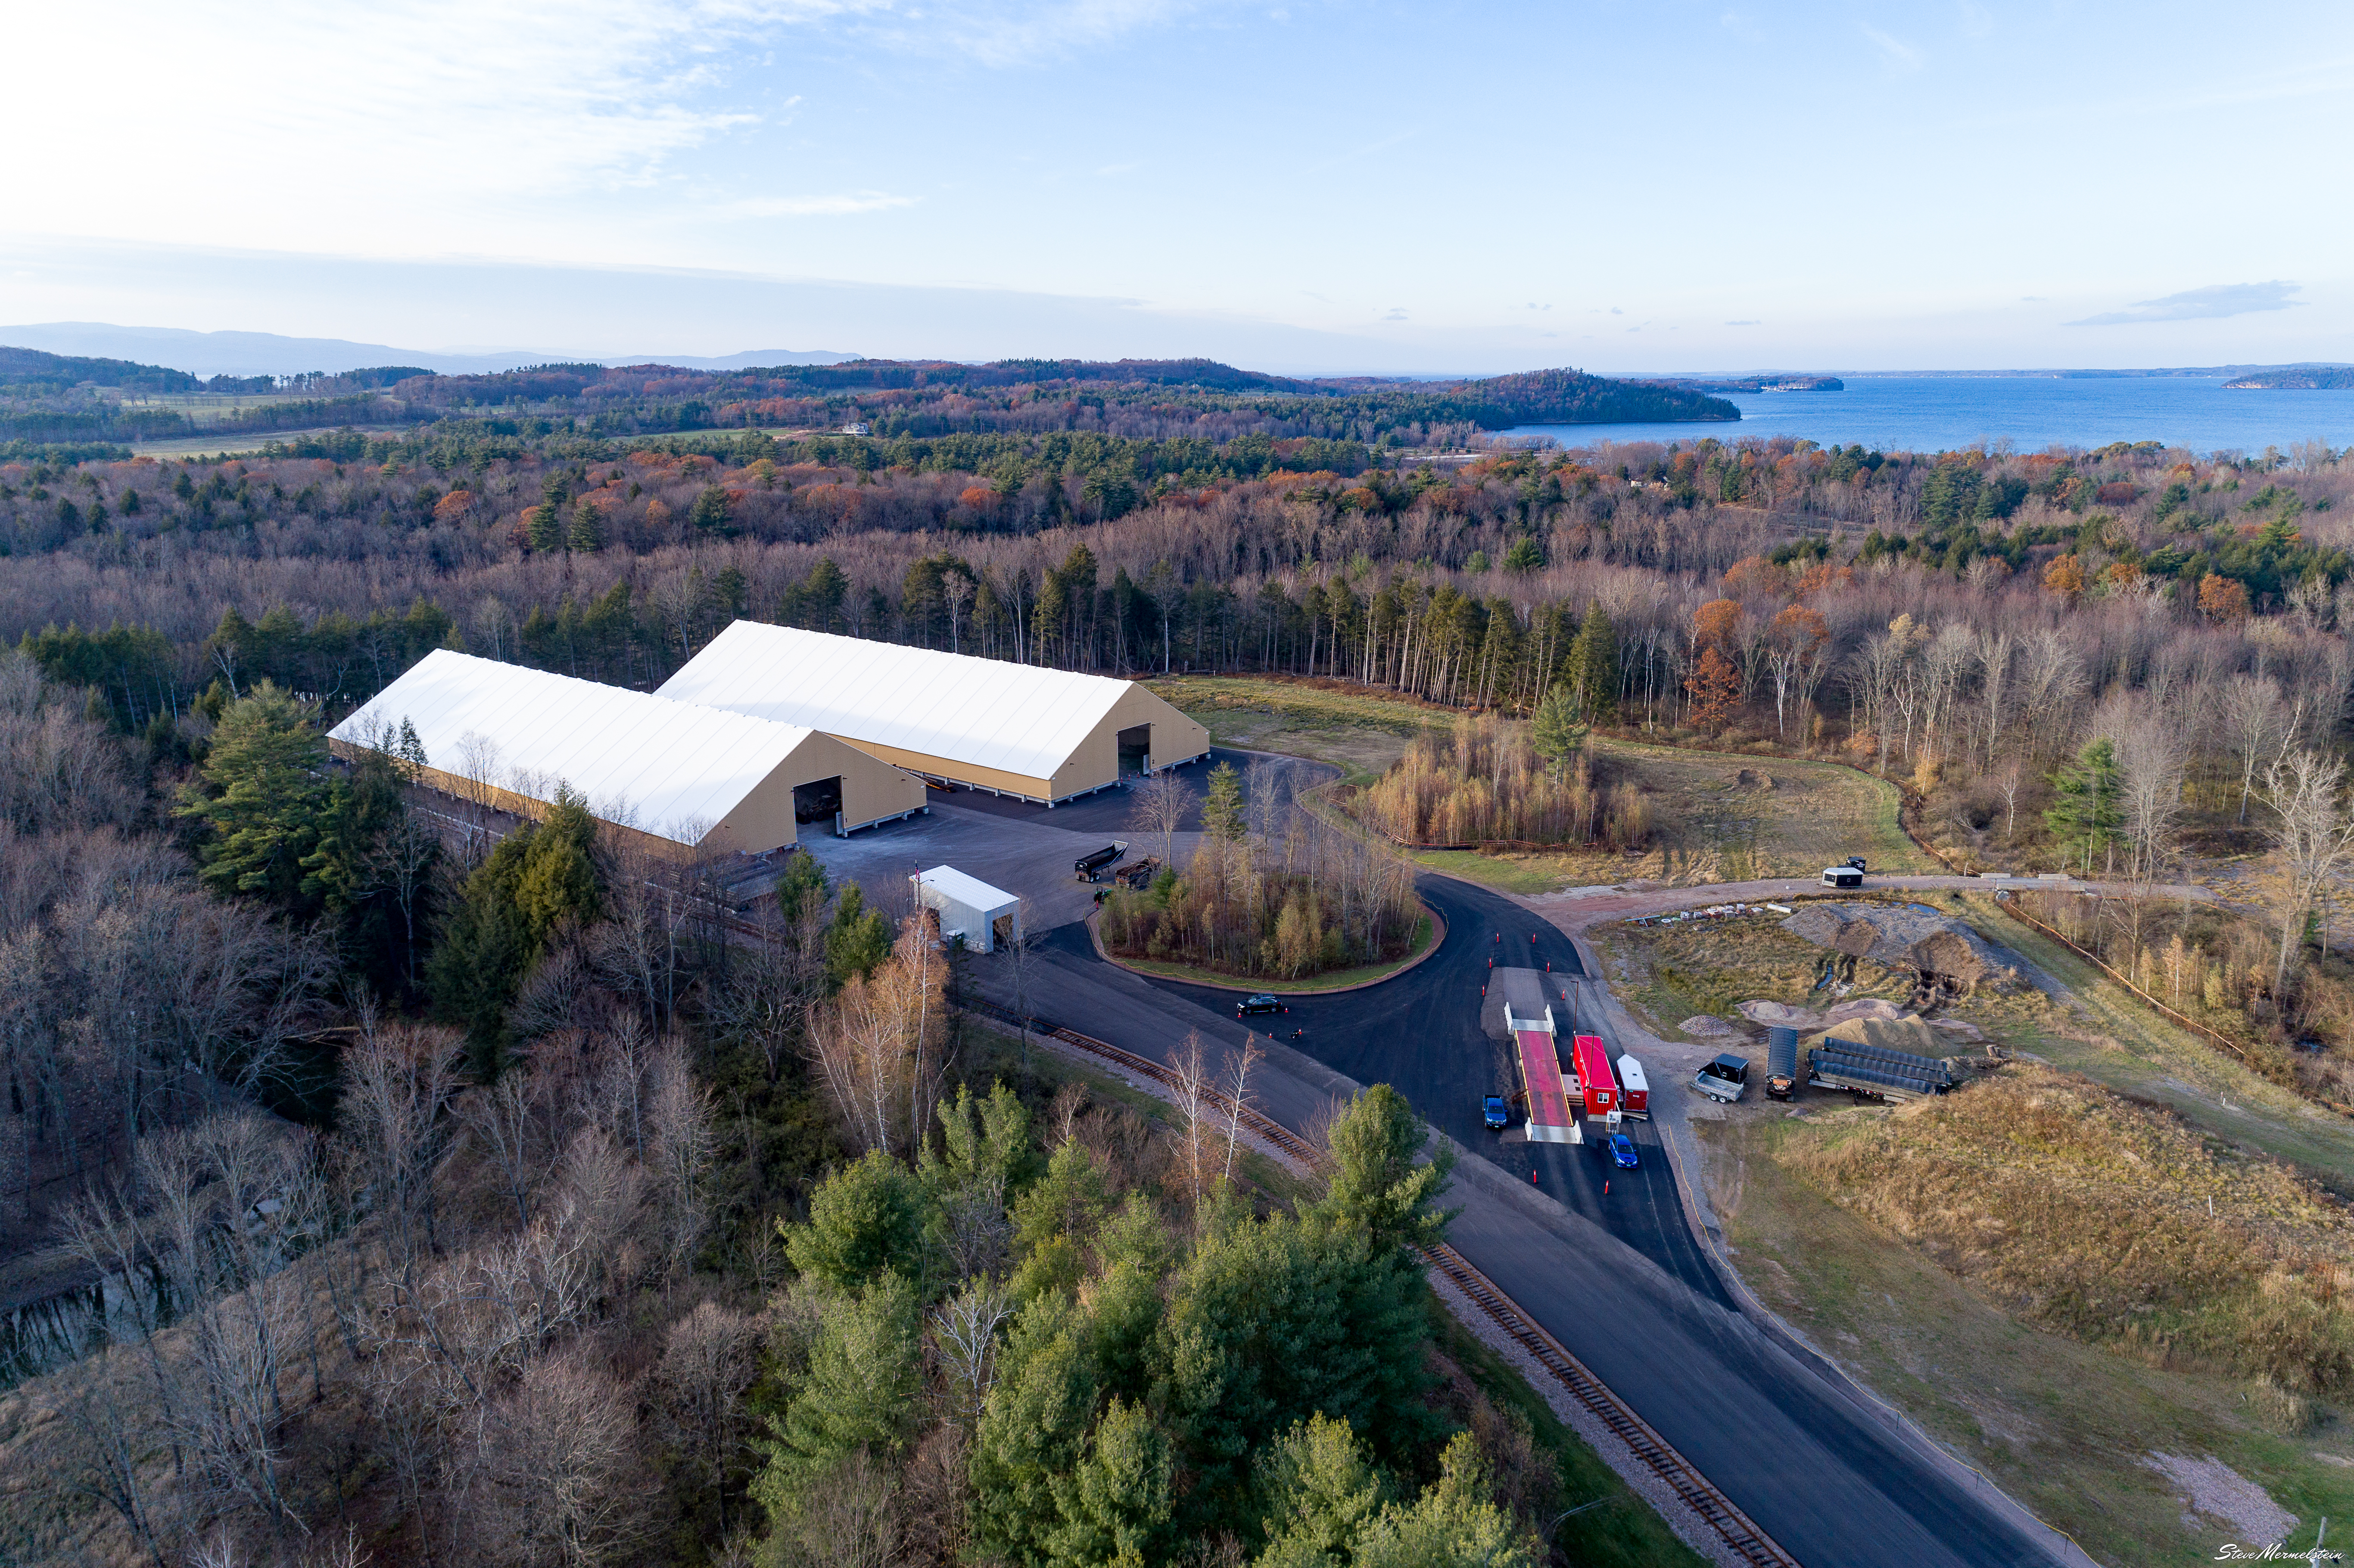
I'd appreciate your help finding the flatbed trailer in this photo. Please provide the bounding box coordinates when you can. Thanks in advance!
[1504,1000,1579,1145]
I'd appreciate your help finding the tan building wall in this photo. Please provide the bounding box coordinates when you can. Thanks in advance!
[716,729,928,849]
[832,736,1056,802]
[825,681,1211,804]
[330,728,927,862]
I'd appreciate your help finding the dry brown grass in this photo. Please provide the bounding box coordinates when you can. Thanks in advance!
[1785,1064,2354,1394]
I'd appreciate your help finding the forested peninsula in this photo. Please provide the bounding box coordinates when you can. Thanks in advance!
[0,352,1737,457]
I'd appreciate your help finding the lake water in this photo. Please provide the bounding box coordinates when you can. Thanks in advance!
[1503,376,2354,457]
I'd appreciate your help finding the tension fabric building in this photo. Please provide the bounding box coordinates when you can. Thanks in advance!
[655,622,1212,804]
[329,649,927,857]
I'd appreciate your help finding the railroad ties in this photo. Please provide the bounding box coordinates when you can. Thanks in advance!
[962,997,1800,1568]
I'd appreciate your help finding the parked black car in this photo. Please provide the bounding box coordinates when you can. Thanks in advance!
[1236,993,1288,1017]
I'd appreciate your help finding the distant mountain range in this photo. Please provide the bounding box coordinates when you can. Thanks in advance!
[0,323,857,380]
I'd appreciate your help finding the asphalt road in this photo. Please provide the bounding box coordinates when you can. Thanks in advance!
[971,854,2068,1568]
[1139,874,1732,1309]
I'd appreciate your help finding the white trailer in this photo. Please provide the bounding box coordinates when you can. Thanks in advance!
[911,865,1022,954]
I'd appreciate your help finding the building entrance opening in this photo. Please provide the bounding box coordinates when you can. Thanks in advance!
[992,912,1018,950]
[792,776,843,824]
[1117,724,1151,776]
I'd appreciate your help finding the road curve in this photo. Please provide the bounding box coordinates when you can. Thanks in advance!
[977,864,2078,1568]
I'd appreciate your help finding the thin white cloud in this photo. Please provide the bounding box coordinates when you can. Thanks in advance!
[1725,319,1759,326]
[1957,0,1992,39]
[718,191,915,218]
[10,0,883,255]
[1861,23,1923,71]
[2067,281,2304,326]
[855,0,1203,68]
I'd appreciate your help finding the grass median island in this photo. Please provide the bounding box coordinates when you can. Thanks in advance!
[1099,906,1439,992]
[1706,1071,2354,1566]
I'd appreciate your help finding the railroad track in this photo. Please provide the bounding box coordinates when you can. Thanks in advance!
[960,995,1800,1568]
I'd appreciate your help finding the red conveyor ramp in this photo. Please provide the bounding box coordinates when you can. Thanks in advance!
[1516,1029,1579,1144]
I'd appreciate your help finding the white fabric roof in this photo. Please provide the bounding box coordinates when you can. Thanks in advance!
[655,621,1132,782]
[330,649,822,846]
[913,865,1018,914]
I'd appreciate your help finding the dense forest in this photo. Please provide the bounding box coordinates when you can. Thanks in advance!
[0,650,1584,1565]
[0,352,1735,455]
[7,345,2354,1560]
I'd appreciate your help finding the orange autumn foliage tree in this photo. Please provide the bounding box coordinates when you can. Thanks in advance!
[2043,554,2086,603]
[1720,556,1784,599]
[1692,597,1743,656]
[1793,561,1856,600]
[2198,572,2251,622]
[1685,645,1741,728]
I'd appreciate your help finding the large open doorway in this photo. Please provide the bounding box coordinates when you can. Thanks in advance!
[792,775,843,824]
[1116,723,1151,776]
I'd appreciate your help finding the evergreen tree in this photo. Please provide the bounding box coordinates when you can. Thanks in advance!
[972,1295,1099,1565]
[176,681,330,908]
[427,786,603,1071]
[1202,761,1246,843]
[1046,1398,1171,1568]
[1500,535,1544,575]
[565,498,604,553]
[525,501,564,552]
[785,1149,932,1291]
[1253,1414,1386,1562]
[824,882,892,985]
[689,484,734,536]
[754,1274,922,1510]
[1529,684,1588,782]
[800,558,848,632]
[2044,737,2125,876]
[1569,602,1619,721]
[301,745,436,995]
[1308,1084,1454,1255]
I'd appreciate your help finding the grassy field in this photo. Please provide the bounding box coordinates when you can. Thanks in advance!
[1148,677,1928,893]
[1147,674,1442,786]
[1708,1108,2354,1566]
[130,425,408,458]
[1946,895,2354,1194]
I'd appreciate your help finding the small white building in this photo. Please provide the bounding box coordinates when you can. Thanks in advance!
[912,865,1021,954]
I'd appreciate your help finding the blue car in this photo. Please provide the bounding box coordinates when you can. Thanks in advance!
[1483,1095,1509,1130]
[1608,1132,1639,1169]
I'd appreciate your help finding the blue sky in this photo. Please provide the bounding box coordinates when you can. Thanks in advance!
[5,0,2352,373]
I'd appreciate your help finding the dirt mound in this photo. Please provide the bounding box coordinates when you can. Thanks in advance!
[1806,1015,1950,1057]
[1738,998,1905,1031]
[1681,1014,1738,1038]
[1780,900,2018,996]
[1910,929,1992,990]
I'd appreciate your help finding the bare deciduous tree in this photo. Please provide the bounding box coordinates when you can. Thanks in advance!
[655,1300,760,1534]
[1126,768,1193,869]
[2262,748,2354,991]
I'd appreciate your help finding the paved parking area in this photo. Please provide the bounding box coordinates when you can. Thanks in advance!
[797,796,1196,933]
[794,747,1324,936]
